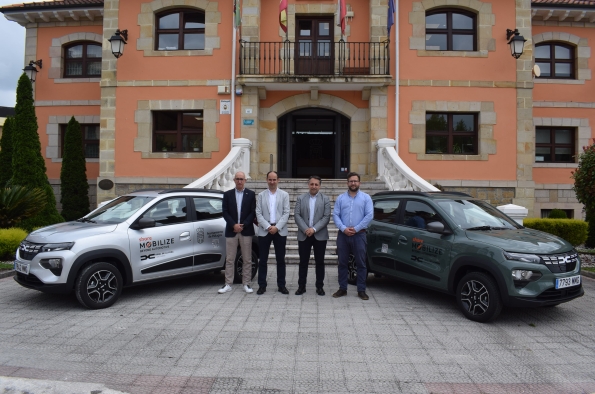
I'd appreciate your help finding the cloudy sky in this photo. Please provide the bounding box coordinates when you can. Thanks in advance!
[0,0,27,107]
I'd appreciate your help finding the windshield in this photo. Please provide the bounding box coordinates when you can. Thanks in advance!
[435,199,522,230]
[85,196,155,224]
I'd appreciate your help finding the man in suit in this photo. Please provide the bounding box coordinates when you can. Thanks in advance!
[218,171,256,294]
[293,176,331,296]
[255,171,290,295]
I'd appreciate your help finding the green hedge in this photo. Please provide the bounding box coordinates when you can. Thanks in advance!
[0,228,27,260]
[523,219,588,246]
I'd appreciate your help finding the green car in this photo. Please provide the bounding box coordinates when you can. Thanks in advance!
[350,191,584,322]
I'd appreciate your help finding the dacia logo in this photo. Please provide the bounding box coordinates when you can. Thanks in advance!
[140,254,155,261]
[559,255,573,264]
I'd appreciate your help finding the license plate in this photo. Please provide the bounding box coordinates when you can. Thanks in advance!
[14,261,30,275]
[555,275,581,289]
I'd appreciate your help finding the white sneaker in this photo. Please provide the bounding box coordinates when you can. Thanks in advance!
[218,284,232,294]
[244,285,254,293]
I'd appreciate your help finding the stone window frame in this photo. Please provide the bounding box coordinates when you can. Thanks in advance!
[533,32,591,85]
[409,0,495,58]
[134,99,219,159]
[137,0,221,57]
[48,32,103,83]
[533,117,590,168]
[409,100,496,161]
[46,115,100,163]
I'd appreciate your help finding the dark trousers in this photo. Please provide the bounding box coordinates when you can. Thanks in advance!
[258,232,287,288]
[337,231,367,292]
[297,236,327,288]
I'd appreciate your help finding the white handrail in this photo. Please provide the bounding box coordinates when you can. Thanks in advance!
[376,138,439,192]
[185,138,252,190]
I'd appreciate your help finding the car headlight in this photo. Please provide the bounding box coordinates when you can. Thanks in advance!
[40,242,74,252]
[503,251,541,264]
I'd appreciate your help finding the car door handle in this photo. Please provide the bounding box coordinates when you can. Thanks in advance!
[398,235,407,244]
[180,231,191,241]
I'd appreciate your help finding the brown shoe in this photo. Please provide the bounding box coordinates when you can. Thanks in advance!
[358,291,369,300]
[332,289,347,298]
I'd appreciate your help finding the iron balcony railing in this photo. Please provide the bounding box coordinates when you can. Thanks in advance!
[239,40,390,76]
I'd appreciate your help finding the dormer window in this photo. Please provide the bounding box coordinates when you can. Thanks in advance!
[155,9,205,51]
[64,42,102,77]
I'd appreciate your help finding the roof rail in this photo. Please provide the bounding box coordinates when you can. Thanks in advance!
[158,188,224,195]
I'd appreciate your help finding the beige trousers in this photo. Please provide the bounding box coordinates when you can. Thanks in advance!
[225,234,253,285]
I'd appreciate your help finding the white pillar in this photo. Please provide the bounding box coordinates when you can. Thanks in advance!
[497,204,528,225]
[232,138,252,179]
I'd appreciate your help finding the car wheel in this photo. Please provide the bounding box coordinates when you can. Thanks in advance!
[347,253,357,285]
[75,262,123,309]
[456,272,502,323]
[234,248,258,284]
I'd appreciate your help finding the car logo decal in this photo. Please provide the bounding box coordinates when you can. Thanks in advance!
[197,228,204,244]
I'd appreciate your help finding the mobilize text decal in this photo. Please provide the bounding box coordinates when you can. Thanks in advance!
[139,236,175,252]
[411,237,444,256]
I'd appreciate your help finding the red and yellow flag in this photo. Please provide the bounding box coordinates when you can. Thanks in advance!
[279,0,288,33]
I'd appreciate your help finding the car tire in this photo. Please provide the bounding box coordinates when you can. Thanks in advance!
[75,262,123,309]
[347,253,357,285]
[456,272,502,323]
[233,248,258,284]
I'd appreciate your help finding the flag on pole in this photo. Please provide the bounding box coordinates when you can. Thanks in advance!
[234,0,241,28]
[336,0,346,36]
[387,0,395,36]
[279,0,288,33]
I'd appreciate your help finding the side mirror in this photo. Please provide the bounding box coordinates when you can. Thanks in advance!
[136,217,156,229]
[426,221,451,235]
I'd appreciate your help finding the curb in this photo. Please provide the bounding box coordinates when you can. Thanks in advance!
[0,270,15,279]
[582,271,595,280]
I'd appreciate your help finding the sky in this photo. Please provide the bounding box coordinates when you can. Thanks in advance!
[0,0,28,107]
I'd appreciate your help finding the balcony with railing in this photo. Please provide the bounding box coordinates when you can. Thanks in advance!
[238,40,392,87]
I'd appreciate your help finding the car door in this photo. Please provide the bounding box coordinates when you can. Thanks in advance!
[191,196,226,271]
[394,199,453,290]
[128,196,195,281]
[367,198,401,276]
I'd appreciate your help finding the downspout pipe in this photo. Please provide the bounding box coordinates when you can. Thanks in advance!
[231,18,237,141]
[395,0,399,153]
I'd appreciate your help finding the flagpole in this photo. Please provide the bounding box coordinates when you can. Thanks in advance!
[394,0,399,154]
[231,2,238,142]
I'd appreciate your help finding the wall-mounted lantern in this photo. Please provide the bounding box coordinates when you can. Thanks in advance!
[506,29,526,59]
[23,59,42,82]
[109,29,128,58]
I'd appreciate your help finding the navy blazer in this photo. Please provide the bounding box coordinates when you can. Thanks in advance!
[222,187,256,237]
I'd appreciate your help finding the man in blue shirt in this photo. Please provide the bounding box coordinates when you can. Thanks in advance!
[332,172,374,300]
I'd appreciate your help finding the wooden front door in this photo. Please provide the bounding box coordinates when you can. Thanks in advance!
[295,17,334,75]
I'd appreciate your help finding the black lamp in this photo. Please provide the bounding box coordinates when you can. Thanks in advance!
[109,29,128,58]
[23,59,42,82]
[506,29,526,59]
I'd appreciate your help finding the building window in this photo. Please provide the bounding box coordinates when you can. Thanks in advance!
[535,42,575,79]
[59,124,100,158]
[541,209,574,219]
[425,9,476,51]
[426,113,478,155]
[535,127,575,163]
[155,9,205,51]
[63,42,102,78]
[153,111,203,153]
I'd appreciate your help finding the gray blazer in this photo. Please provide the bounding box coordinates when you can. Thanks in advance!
[294,192,331,242]
[255,188,290,237]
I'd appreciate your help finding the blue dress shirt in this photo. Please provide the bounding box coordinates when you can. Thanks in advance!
[333,190,373,233]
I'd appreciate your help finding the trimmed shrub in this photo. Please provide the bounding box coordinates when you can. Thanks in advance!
[523,218,588,246]
[60,116,90,221]
[572,141,595,247]
[0,228,27,260]
[0,116,14,187]
[548,209,568,219]
[10,74,63,230]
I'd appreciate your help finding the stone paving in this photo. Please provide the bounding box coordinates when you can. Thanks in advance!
[0,267,594,394]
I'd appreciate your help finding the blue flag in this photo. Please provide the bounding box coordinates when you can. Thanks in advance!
[387,0,395,36]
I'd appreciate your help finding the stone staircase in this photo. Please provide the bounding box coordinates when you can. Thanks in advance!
[246,179,390,264]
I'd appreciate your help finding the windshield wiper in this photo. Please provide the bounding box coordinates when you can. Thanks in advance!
[76,217,96,223]
[466,226,511,231]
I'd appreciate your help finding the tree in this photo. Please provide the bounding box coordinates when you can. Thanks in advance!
[0,117,14,187]
[60,117,90,221]
[0,186,46,228]
[571,141,595,247]
[10,73,63,230]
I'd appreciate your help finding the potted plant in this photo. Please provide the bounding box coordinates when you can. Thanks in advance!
[191,140,201,152]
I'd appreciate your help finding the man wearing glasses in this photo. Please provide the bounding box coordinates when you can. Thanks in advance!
[218,171,256,294]
[332,172,373,300]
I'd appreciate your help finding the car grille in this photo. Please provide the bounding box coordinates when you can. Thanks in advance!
[539,251,578,273]
[18,241,43,261]
[536,285,582,301]
[15,272,44,286]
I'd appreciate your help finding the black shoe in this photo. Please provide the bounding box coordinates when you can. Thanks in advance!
[278,286,289,294]
[358,291,369,300]
[257,287,266,295]
[295,287,306,295]
[332,289,347,298]
[316,287,325,296]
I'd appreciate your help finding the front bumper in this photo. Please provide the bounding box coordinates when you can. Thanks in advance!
[507,284,584,307]
[14,272,72,294]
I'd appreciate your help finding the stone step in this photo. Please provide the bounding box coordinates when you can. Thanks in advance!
[264,253,339,265]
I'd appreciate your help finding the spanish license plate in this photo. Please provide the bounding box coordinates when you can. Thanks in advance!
[555,275,581,289]
[14,261,30,275]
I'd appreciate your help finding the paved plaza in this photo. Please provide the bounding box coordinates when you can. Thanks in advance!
[0,266,594,394]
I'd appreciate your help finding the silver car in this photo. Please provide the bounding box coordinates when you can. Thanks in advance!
[13,189,259,309]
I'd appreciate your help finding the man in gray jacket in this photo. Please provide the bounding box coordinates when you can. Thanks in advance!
[294,176,331,296]
[255,171,291,295]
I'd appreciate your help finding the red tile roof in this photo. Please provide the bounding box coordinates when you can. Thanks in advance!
[532,0,595,6]
[1,0,103,11]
